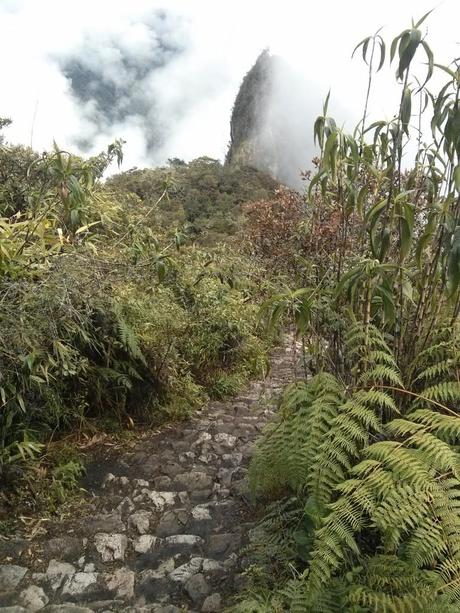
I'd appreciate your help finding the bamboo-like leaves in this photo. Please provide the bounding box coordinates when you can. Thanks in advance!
[390,22,433,86]
[352,31,386,72]
[401,87,412,135]
[447,227,460,297]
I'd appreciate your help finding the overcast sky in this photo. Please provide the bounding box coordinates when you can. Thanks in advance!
[1,0,459,174]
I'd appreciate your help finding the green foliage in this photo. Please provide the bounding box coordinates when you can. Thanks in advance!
[242,322,460,611]
[106,156,277,244]
[0,126,276,505]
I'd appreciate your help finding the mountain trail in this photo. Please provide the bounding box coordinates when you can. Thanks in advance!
[0,336,298,612]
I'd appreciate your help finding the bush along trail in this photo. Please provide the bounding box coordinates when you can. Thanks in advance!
[0,336,298,612]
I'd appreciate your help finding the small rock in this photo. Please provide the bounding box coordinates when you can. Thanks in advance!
[174,472,213,491]
[191,505,212,521]
[46,559,76,590]
[105,567,135,599]
[190,489,212,503]
[202,592,222,612]
[134,490,175,512]
[94,533,127,562]
[178,491,189,505]
[185,573,210,602]
[18,585,48,611]
[156,510,189,537]
[216,468,235,488]
[223,553,238,569]
[83,563,95,573]
[101,473,116,488]
[191,433,212,449]
[136,569,171,601]
[119,476,130,489]
[117,497,136,517]
[240,442,255,458]
[160,462,182,479]
[61,572,98,598]
[202,559,223,574]
[169,558,202,583]
[82,601,124,611]
[153,476,172,490]
[133,479,150,488]
[31,573,47,584]
[157,558,175,574]
[164,535,203,547]
[128,511,152,535]
[231,479,249,497]
[134,535,158,554]
[221,453,242,467]
[198,453,219,465]
[214,433,236,448]
[0,565,28,591]
[208,533,235,556]
[178,452,195,463]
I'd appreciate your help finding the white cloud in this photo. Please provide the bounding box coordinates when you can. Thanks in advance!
[1,0,459,177]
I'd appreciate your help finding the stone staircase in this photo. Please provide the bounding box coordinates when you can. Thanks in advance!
[0,338,298,612]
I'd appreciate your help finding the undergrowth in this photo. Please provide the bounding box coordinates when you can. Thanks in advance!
[236,13,460,612]
[0,133,277,517]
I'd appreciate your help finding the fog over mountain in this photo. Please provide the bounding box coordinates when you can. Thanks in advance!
[1,0,459,185]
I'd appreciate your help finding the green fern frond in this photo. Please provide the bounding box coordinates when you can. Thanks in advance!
[418,381,460,406]
[408,409,460,443]
[358,364,403,386]
[111,302,146,364]
[415,358,456,383]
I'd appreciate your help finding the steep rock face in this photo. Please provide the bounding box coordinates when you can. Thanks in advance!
[226,50,274,170]
[227,50,314,188]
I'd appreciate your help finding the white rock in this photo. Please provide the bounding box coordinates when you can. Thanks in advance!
[136,489,176,512]
[18,585,49,611]
[202,592,222,612]
[46,559,75,590]
[134,534,158,554]
[133,478,150,488]
[102,473,116,488]
[105,567,135,599]
[61,572,98,597]
[191,433,212,448]
[169,557,203,583]
[191,506,212,521]
[214,433,237,448]
[0,565,28,591]
[117,496,135,514]
[202,559,223,573]
[94,533,128,562]
[178,491,189,505]
[164,535,204,547]
[157,558,175,574]
[119,476,130,488]
[128,511,152,534]
[222,452,243,467]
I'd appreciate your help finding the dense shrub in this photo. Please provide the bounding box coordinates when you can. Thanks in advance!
[236,16,460,612]
[0,133,275,484]
[106,156,277,244]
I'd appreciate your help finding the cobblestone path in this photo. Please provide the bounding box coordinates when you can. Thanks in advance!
[0,338,297,612]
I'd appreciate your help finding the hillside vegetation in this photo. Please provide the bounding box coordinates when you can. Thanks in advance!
[3,12,460,610]
[235,15,460,612]
[0,133,278,512]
